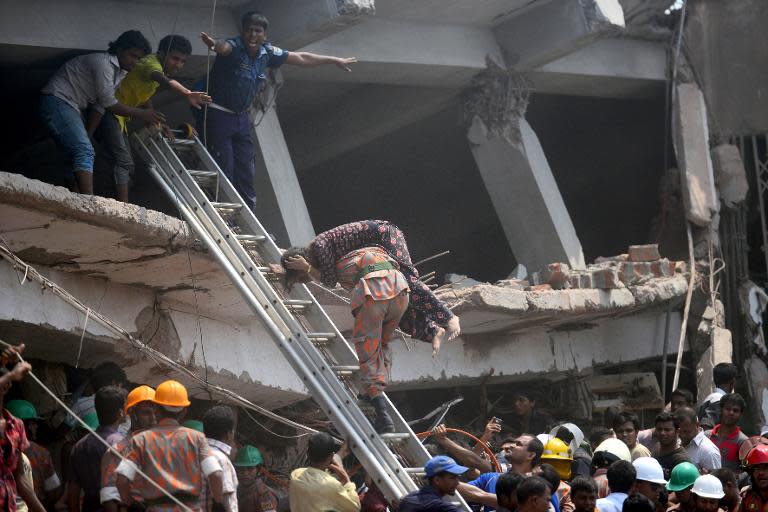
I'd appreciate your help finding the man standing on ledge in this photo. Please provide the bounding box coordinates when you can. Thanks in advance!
[199,11,357,210]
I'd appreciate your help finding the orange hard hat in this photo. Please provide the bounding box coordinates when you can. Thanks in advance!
[152,380,191,408]
[125,385,156,413]
[746,444,768,467]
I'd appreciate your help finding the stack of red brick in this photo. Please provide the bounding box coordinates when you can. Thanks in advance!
[529,244,682,291]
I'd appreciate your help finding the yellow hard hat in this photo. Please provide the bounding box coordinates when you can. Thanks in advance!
[152,380,191,408]
[125,385,156,413]
[541,437,572,461]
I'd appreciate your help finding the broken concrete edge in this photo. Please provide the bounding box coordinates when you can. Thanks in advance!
[335,0,376,17]
[0,171,196,250]
[439,273,688,321]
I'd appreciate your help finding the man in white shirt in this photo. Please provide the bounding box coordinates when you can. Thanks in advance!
[597,460,636,512]
[676,407,721,472]
[203,405,239,512]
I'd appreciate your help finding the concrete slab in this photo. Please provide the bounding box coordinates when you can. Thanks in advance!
[673,83,719,226]
[494,0,625,70]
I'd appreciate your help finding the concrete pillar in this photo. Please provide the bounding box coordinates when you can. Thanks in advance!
[250,75,315,247]
[695,326,733,401]
[673,83,719,226]
[464,64,585,271]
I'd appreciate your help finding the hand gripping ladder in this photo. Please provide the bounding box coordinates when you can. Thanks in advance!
[132,128,472,510]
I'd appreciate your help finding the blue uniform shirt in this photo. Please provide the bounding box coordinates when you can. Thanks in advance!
[399,485,462,512]
[208,38,289,113]
[468,472,502,511]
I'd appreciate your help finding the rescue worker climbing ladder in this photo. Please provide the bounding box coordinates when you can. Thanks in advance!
[276,220,461,433]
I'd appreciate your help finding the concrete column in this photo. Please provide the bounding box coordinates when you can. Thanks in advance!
[695,326,733,401]
[464,64,585,271]
[250,74,315,247]
[673,82,719,226]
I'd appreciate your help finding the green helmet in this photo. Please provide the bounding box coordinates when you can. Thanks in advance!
[182,420,204,433]
[666,462,700,492]
[6,400,40,421]
[234,445,264,467]
[81,412,99,430]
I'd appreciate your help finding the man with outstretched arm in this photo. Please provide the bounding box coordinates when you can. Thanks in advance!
[198,11,357,210]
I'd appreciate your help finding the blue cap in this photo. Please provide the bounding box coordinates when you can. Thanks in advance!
[424,455,469,477]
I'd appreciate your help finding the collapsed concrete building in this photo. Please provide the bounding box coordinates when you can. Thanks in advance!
[1,0,767,469]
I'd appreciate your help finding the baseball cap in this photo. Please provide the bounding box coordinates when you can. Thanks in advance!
[424,455,469,477]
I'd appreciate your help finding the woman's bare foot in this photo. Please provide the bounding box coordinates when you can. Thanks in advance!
[446,315,461,340]
[432,327,446,358]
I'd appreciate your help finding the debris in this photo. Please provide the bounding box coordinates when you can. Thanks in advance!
[509,264,528,280]
[628,244,661,262]
[591,268,623,289]
[444,273,483,290]
[540,262,570,289]
[712,144,749,208]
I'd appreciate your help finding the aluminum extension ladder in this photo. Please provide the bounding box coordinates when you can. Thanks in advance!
[132,127,472,510]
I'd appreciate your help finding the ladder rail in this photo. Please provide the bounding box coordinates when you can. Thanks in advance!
[136,133,420,498]
[183,134,356,356]
[135,134,412,499]
[135,129,471,510]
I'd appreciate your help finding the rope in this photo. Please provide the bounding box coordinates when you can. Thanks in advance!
[0,339,195,512]
[417,427,502,473]
[202,0,218,148]
[74,307,91,368]
[0,241,318,437]
[672,223,696,391]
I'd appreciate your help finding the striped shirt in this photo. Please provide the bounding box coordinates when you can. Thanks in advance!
[116,419,222,511]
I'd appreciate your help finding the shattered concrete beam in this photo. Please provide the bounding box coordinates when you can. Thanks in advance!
[239,0,375,51]
[494,0,625,70]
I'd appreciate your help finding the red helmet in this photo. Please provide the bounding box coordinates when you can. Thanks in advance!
[745,444,768,467]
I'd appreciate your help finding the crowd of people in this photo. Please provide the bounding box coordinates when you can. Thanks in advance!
[40,11,354,203]
[1,335,766,512]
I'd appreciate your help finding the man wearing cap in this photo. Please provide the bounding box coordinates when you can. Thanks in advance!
[399,455,469,511]
[739,444,768,512]
[235,445,278,512]
[633,457,668,512]
[289,432,360,512]
[100,385,157,512]
[666,462,700,512]
[116,380,225,511]
[690,475,725,512]
[592,439,632,499]
[68,386,127,512]
[6,400,61,507]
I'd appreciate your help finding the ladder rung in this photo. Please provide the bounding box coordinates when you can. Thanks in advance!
[379,433,411,442]
[306,332,337,342]
[170,139,195,147]
[189,170,217,179]
[211,202,243,213]
[283,299,313,310]
[404,467,426,476]
[331,365,360,375]
[236,234,266,245]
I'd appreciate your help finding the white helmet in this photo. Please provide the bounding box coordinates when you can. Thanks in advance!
[594,438,632,462]
[691,475,725,499]
[550,423,585,454]
[633,457,667,485]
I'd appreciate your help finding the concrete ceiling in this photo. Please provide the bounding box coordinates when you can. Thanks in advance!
[375,0,542,26]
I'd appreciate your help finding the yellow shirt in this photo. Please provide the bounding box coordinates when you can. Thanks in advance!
[114,53,163,131]
[288,467,360,512]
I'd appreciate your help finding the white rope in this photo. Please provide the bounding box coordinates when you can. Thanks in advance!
[74,307,91,368]
[0,338,194,512]
[0,242,318,436]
